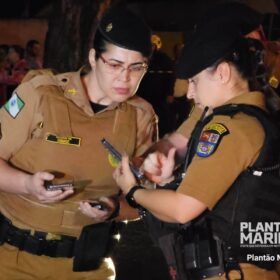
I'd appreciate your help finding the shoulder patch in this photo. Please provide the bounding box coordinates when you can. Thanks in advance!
[196,123,229,158]
[4,93,25,118]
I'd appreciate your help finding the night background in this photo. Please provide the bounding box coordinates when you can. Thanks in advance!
[0,0,280,73]
[0,1,279,279]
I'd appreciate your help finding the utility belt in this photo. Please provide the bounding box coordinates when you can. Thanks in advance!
[0,213,120,271]
[0,212,76,258]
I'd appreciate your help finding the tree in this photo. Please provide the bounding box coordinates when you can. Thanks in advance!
[44,0,113,72]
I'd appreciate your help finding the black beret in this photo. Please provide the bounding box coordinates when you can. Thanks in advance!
[198,2,263,36]
[176,23,241,79]
[98,7,152,57]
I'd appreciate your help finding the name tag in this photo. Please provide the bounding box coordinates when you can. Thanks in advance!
[46,134,81,147]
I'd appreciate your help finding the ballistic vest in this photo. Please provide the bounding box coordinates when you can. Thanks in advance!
[202,105,280,268]
[146,104,280,279]
[182,104,280,270]
[0,72,139,237]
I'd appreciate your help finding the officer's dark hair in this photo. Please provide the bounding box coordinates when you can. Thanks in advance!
[208,37,280,116]
[93,29,109,59]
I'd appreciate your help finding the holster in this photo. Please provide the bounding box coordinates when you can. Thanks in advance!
[73,221,118,272]
[181,218,225,279]
[144,212,189,280]
[158,232,188,280]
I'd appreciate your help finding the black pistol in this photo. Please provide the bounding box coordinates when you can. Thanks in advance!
[101,138,145,181]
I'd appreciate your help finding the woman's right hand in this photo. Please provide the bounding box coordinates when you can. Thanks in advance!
[142,147,176,185]
[25,171,74,203]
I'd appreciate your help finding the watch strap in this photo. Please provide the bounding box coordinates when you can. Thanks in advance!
[125,185,144,208]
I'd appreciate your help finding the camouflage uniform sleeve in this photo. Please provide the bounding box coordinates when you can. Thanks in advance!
[0,80,41,160]
[129,96,158,157]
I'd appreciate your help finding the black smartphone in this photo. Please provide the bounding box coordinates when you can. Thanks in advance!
[44,171,75,191]
[89,201,108,211]
[101,138,145,180]
[45,182,74,191]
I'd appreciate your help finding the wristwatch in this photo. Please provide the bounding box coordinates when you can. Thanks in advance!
[125,185,144,208]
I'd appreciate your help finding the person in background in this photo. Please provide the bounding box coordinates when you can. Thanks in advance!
[137,34,175,137]
[0,7,156,280]
[170,42,193,130]
[4,45,29,99]
[24,39,43,70]
[114,20,280,280]
[0,45,9,106]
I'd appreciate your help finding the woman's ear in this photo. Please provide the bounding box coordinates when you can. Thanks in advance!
[88,49,96,68]
[216,62,231,84]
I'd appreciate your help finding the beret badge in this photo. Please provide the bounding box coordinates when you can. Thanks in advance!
[106,23,113,32]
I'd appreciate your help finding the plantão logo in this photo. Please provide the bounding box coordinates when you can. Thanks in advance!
[240,222,280,248]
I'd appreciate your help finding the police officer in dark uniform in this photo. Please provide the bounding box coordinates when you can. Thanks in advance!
[114,19,280,280]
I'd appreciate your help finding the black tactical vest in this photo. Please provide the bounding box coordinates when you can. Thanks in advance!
[198,104,280,269]
[145,104,280,279]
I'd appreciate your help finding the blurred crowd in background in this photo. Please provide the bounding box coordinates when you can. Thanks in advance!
[0,39,42,105]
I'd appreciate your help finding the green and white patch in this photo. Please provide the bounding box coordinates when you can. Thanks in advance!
[4,93,25,118]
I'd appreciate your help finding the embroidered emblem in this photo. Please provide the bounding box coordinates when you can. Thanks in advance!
[108,153,119,168]
[67,88,77,95]
[106,23,113,32]
[196,123,229,157]
[46,134,81,147]
[4,93,25,118]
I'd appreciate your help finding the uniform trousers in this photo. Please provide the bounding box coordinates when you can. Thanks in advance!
[0,243,115,280]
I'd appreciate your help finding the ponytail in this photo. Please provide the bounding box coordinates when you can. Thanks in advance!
[208,37,280,118]
[247,38,280,117]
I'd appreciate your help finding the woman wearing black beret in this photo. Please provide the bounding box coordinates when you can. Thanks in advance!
[114,20,280,280]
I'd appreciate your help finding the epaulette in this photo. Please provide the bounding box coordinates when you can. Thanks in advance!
[22,69,58,89]
[127,95,154,114]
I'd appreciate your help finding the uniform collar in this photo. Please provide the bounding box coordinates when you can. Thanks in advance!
[56,67,126,116]
[224,91,266,110]
[55,67,92,116]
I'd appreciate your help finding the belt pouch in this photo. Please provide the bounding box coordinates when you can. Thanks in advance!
[0,214,9,245]
[184,219,225,279]
[73,221,114,272]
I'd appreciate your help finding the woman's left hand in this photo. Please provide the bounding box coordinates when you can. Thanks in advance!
[78,196,117,222]
[113,155,136,195]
